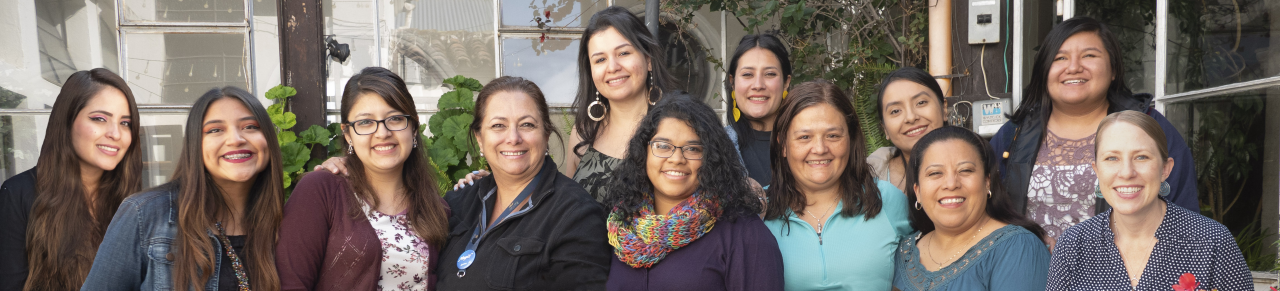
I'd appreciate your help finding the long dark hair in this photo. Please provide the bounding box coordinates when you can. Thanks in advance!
[872,66,947,160]
[338,67,449,247]
[904,126,1046,242]
[603,94,760,222]
[25,68,142,291]
[1010,16,1131,124]
[725,33,792,145]
[571,6,677,156]
[765,80,882,221]
[171,86,283,291]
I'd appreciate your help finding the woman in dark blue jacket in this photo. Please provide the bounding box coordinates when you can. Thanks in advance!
[990,17,1197,247]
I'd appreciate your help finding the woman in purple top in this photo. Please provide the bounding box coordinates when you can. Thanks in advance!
[603,94,783,291]
[275,67,450,291]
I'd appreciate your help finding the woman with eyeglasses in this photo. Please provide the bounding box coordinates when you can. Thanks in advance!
[275,67,450,291]
[603,94,782,290]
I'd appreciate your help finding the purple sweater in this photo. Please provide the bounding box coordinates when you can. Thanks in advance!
[606,214,784,291]
[275,171,446,291]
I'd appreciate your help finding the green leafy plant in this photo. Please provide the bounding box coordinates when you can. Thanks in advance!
[1234,220,1277,271]
[264,85,342,196]
[423,75,487,193]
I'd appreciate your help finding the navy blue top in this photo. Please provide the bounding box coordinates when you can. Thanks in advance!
[606,214,784,291]
[1047,198,1252,291]
[893,224,1051,291]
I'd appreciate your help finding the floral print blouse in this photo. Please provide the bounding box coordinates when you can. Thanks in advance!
[362,202,432,291]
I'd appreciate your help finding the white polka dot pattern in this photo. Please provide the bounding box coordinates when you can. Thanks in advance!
[1046,199,1253,291]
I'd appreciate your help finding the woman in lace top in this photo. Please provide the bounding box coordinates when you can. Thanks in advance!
[893,126,1050,291]
[990,17,1199,246]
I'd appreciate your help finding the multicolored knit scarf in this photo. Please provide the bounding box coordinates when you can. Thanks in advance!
[607,192,721,268]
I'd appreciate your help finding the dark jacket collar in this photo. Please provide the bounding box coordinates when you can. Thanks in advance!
[463,157,561,210]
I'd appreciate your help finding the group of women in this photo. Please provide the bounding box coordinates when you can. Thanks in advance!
[0,6,1255,291]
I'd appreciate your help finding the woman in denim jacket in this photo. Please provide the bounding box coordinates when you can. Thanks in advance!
[82,86,285,291]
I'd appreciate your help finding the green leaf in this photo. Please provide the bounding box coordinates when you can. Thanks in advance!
[298,125,331,146]
[428,110,455,135]
[278,130,297,144]
[283,172,293,190]
[267,103,286,115]
[266,85,298,100]
[443,75,483,91]
[272,112,297,130]
[439,89,475,111]
[428,138,461,168]
[442,113,474,145]
[280,142,311,174]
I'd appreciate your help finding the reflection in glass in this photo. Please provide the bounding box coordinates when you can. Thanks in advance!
[659,21,711,101]
[36,0,120,86]
[123,0,247,23]
[139,114,190,187]
[0,113,44,180]
[502,0,606,28]
[389,0,497,108]
[1166,0,1279,93]
[1074,1,1156,94]
[324,0,380,106]
[502,36,579,105]
[124,32,251,105]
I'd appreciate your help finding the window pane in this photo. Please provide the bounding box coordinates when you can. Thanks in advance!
[123,0,247,23]
[253,0,282,99]
[1163,86,1278,238]
[389,0,496,111]
[139,113,190,187]
[501,35,579,106]
[0,114,49,180]
[1075,1,1156,94]
[324,0,381,107]
[123,32,252,105]
[502,0,606,28]
[0,0,119,109]
[659,21,712,101]
[1166,0,1280,93]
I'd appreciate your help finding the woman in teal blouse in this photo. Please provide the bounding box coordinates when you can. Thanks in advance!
[763,81,913,290]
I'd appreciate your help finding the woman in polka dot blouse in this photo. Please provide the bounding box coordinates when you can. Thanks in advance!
[1046,111,1251,290]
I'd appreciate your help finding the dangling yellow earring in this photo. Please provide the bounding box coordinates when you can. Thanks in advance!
[732,92,741,122]
[782,90,788,99]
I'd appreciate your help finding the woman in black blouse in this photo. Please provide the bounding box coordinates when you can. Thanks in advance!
[1047,111,1250,290]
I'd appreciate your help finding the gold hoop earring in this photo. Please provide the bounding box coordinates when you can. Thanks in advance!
[587,91,607,122]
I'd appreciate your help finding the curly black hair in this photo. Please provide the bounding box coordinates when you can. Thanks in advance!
[602,93,761,222]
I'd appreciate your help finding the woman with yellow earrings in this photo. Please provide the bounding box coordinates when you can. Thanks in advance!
[725,34,792,189]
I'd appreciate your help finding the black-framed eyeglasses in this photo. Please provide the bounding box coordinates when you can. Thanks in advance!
[347,115,413,135]
[648,141,704,160]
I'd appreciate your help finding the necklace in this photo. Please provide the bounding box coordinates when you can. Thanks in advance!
[925,220,985,267]
[214,222,251,291]
[803,200,838,245]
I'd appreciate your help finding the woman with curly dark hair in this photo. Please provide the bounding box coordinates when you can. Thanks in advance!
[603,94,781,290]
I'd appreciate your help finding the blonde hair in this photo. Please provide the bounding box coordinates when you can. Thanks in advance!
[1094,111,1168,160]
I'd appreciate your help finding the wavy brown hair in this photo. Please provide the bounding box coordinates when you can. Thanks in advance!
[338,67,448,247]
[25,68,142,291]
[171,87,283,291]
[765,80,883,224]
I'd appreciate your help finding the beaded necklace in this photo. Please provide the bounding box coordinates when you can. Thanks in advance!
[214,222,251,291]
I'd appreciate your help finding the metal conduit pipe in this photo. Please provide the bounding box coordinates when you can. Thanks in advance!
[929,0,953,95]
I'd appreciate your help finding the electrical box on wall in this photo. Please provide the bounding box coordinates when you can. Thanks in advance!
[972,98,1011,137]
[968,0,1001,44]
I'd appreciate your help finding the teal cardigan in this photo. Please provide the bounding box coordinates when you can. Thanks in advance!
[764,180,913,291]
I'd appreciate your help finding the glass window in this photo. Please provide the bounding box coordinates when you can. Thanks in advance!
[252,0,282,98]
[658,21,712,101]
[138,113,190,187]
[501,0,606,28]
[122,0,247,24]
[0,113,48,180]
[388,0,497,111]
[2,0,119,109]
[324,0,381,106]
[501,35,580,106]
[1165,0,1279,94]
[1075,1,1157,94]
[123,31,252,105]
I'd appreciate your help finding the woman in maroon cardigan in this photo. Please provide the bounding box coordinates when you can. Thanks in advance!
[275,67,450,290]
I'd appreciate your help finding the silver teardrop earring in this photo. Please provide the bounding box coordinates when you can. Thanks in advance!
[347,145,354,155]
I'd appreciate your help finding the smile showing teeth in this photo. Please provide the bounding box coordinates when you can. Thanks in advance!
[97,145,119,152]
[939,197,966,204]
[1063,79,1086,85]
[747,97,767,101]
[662,170,688,176]
[223,153,250,159]
[905,127,926,136]
[373,145,396,151]
[1114,187,1141,194]
[500,151,526,156]
[607,77,628,85]
[806,160,830,165]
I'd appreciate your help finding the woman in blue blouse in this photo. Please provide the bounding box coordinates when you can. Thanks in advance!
[1047,111,1251,290]
[893,126,1050,290]
[763,80,912,290]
